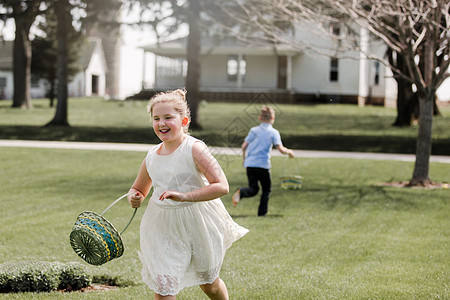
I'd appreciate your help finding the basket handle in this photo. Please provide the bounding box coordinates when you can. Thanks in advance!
[281,157,300,177]
[100,193,138,235]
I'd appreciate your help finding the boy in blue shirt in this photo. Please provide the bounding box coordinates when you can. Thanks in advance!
[232,106,294,216]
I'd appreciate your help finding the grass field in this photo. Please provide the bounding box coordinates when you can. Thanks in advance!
[0,145,449,299]
[0,98,449,154]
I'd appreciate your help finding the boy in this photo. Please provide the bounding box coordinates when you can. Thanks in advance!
[232,106,294,216]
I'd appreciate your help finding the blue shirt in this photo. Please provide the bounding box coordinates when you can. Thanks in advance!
[244,123,282,169]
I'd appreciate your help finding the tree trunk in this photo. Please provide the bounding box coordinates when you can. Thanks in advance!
[49,80,55,107]
[46,0,69,126]
[410,95,433,185]
[433,95,440,116]
[409,24,436,186]
[12,18,32,109]
[185,0,202,130]
[388,51,419,127]
[392,78,415,126]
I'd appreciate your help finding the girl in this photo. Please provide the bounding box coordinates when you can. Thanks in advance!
[127,89,248,299]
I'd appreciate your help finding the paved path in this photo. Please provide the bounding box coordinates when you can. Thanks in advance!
[1,139,449,164]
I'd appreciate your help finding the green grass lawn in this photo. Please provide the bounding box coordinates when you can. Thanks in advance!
[0,146,448,299]
[1,98,449,154]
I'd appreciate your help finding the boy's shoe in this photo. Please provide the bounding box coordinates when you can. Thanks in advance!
[232,190,240,207]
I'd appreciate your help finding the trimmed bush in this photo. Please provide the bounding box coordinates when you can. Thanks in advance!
[0,261,92,293]
[58,263,92,291]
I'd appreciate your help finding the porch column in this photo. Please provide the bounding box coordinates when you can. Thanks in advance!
[142,50,146,89]
[286,55,292,90]
[237,54,243,89]
[153,54,158,89]
[358,27,369,106]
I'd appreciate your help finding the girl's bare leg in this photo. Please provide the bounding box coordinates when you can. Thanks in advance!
[200,277,229,300]
[155,294,176,300]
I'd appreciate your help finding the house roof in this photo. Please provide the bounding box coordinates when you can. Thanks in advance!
[81,37,108,71]
[141,35,300,57]
[82,39,98,68]
[0,41,13,70]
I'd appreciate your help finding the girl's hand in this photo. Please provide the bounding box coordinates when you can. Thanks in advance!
[128,192,143,208]
[159,190,188,202]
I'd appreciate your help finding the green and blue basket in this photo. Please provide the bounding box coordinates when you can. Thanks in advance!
[280,158,303,190]
[70,193,137,266]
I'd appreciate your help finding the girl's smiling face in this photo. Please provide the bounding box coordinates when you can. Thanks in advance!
[152,102,185,143]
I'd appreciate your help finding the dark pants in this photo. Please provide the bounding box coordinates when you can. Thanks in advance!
[239,167,272,216]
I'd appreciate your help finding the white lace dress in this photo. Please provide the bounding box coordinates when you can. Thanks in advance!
[139,135,249,296]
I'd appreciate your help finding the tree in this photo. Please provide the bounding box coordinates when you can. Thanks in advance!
[388,50,419,126]
[126,0,241,129]
[185,0,202,129]
[223,0,449,186]
[126,0,205,129]
[31,10,84,107]
[46,0,70,126]
[0,0,44,109]
[46,0,119,126]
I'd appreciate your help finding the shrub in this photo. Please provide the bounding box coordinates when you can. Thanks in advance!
[0,261,92,293]
[57,263,92,291]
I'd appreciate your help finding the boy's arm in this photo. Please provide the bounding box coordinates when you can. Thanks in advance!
[276,144,295,158]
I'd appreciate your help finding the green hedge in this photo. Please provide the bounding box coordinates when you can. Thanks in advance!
[0,261,92,293]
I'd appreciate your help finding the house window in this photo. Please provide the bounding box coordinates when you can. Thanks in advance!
[0,77,6,99]
[157,57,187,78]
[0,77,6,89]
[227,55,238,81]
[374,61,380,85]
[330,23,340,36]
[227,55,246,82]
[330,58,339,82]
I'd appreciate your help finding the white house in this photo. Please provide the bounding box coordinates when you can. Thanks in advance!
[0,37,108,100]
[0,41,48,99]
[139,25,397,106]
[68,37,108,98]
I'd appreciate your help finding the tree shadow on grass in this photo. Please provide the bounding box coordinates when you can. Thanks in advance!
[0,125,159,144]
[286,184,421,212]
[1,125,449,155]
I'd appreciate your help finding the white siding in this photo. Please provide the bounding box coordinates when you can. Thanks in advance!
[292,52,360,95]
[68,72,85,97]
[244,56,278,89]
[0,71,13,99]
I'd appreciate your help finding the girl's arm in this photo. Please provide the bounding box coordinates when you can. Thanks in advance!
[128,159,152,208]
[159,142,229,202]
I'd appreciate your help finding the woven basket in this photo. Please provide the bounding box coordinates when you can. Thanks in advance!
[280,158,303,190]
[69,193,137,266]
[280,175,303,189]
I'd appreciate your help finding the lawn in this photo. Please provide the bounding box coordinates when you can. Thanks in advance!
[0,98,449,154]
[0,146,448,299]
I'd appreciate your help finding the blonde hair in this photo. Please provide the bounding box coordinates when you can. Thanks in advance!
[260,106,275,122]
[147,89,191,133]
